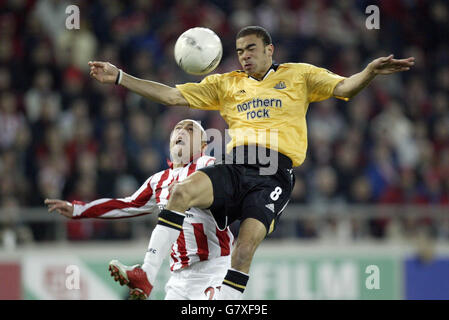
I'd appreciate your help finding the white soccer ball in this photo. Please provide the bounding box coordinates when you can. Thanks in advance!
[174,27,223,75]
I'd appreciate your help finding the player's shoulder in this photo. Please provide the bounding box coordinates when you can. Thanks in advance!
[148,167,170,183]
[208,69,248,80]
[227,69,247,76]
[195,155,216,169]
[200,71,241,85]
[278,62,317,72]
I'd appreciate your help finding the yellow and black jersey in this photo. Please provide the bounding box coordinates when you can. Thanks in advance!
[176,63,348,167]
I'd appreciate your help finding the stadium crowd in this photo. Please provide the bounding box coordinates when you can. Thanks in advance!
[0,0,448,243]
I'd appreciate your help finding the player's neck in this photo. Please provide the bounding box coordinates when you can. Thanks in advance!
[171,151,204,169]
[250,62,273,80]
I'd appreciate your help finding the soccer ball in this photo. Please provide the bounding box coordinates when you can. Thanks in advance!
[174,27,223,75]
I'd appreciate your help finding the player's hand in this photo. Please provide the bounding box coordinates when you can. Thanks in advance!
[44,199,74,219]
[88,61,119,84]
[367,55,415,75]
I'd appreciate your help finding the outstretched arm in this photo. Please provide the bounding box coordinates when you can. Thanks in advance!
[88,61,189,107]
[44,197,156,219]
[333,55,415,99]
[44,177,157,219]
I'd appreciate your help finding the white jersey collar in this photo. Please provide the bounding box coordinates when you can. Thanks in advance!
[248,63,279,81]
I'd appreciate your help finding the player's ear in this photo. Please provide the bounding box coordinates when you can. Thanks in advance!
[266,44,274,58]
[201,141,208,152]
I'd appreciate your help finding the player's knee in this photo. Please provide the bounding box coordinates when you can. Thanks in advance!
[169,183,193,210]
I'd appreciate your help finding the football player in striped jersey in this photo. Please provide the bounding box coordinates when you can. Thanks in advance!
[45,119,233,300]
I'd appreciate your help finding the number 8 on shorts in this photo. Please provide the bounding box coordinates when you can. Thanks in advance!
[270,186,282,201]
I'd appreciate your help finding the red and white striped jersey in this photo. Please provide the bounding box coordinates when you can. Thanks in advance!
[71,155,234,271]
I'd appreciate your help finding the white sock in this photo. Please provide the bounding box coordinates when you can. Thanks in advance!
[141,225,173,284]
[216,283,245,300]
[141,209,184,284]
[215,268,249,300]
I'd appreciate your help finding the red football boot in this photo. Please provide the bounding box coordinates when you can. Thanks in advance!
[108,259,153,300]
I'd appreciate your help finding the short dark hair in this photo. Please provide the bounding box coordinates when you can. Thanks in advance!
[236,26,272,46]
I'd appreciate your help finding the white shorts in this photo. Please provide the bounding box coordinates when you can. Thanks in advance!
[164,255,230,300]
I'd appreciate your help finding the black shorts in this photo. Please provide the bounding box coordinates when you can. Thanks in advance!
[199,146,295,235]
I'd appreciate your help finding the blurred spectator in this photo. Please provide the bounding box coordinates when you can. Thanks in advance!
[229,0,254,31]
[55,18,98,72]
[348,175,373,204]
[61,66,85,107]
[0,92,26,150]
[0,149,29,203]
[59,98,90,141]
[371,99,418,169]
[65,173,101,241]
[308,166,346,211]
[290,173,306,204]
[94,95,123,136]
[0,197,33,249]
[64,120,98,174]
[136,148,163,183]
[125,109,165,180]
[380,169,420,204]
[33,0,70,43]
[308,99,345,165]
[24,69,61,147]
[108,174,139,240]
[365,142,398,200]
[0,67,12,92]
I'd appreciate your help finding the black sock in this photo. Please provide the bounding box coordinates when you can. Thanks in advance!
[222,268,249,293]
[157,209,185,231]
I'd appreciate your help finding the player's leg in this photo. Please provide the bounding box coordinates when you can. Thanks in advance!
[214,218,266,300]
[231,218,267,273]
[166,170,214,211]
[215,167,295,300]
[140,171,214,296]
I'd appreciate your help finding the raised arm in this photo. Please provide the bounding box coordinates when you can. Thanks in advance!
[88,61,189,107]
[333,55,415,99]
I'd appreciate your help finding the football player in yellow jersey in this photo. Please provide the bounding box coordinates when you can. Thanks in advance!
[88,26,414,300]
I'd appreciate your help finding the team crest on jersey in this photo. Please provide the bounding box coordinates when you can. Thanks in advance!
[274,81,286,89]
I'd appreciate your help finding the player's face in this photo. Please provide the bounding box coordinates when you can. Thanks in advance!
[169,120,205,164]
[236,35,273,79]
